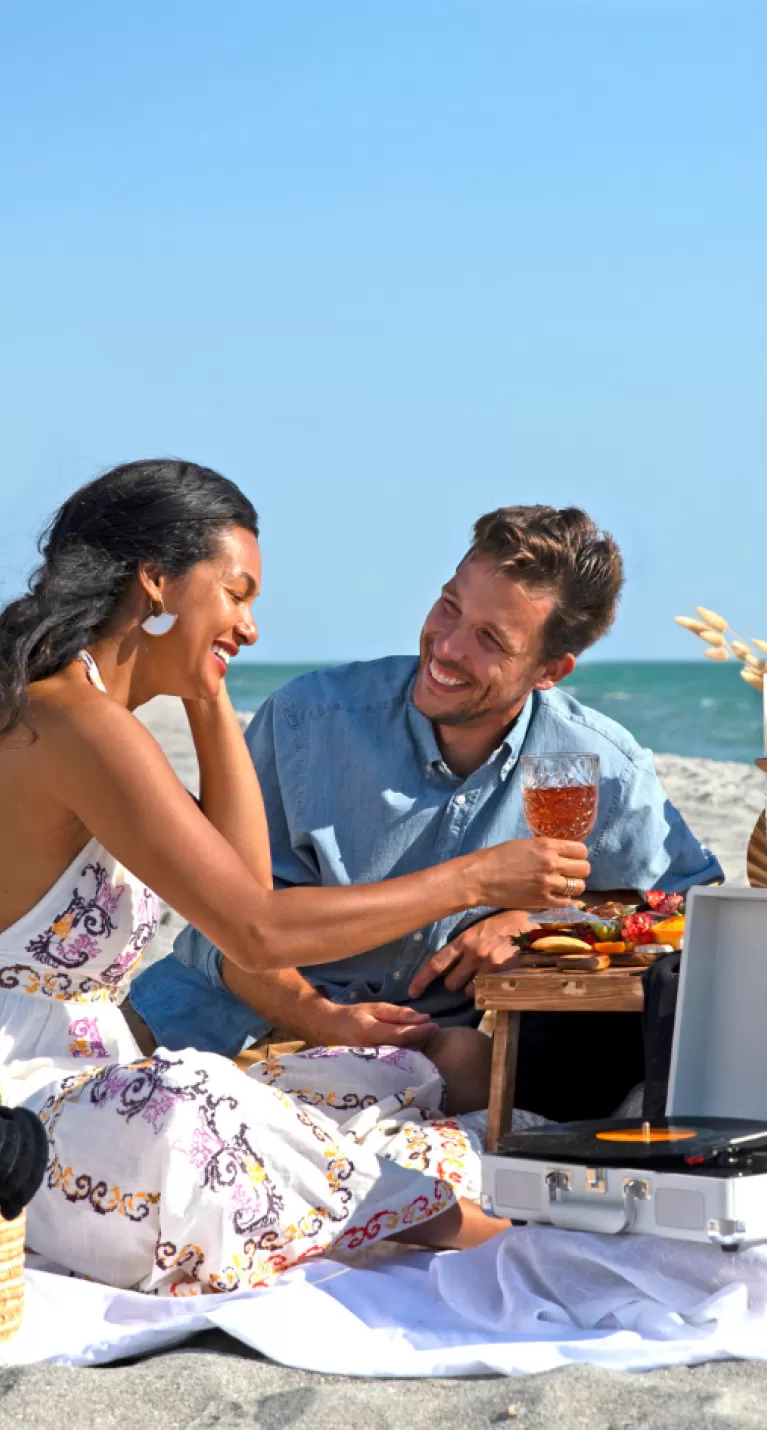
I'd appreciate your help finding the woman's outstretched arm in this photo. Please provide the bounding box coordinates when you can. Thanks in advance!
[37,688,589,976]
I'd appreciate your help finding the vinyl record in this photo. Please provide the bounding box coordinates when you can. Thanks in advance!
[595,1124,697,1143]
[497,1116,767,1169]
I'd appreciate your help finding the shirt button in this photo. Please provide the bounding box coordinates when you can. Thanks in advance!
[393,971,403,980]
[413,932,423,943]
[455,793,467,806]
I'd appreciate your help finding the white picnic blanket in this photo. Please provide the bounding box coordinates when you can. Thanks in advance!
[9,1226,767,1376]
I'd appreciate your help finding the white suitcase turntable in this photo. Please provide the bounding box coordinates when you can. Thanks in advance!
[481,887,767,1250]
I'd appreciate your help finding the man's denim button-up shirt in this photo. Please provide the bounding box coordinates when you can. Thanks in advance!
[132,655,723,1053]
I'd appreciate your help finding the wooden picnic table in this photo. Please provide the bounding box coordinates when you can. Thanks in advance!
[474,968,646,1152]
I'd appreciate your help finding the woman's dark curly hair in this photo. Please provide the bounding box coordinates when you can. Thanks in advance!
[0,459,258,735]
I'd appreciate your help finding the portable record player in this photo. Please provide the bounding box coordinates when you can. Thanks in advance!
[481,887,767,1249]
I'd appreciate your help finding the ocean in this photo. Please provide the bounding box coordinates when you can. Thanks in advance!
[226,659,764,766]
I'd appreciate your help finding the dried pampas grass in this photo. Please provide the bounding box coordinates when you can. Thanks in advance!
[675,609,766,690]
[695,607,729,633]
[674,616,708,634]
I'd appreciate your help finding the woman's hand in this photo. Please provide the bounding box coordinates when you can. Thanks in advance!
[306,999,438,1050]
[182,679,232,721]
[470,837,590,911]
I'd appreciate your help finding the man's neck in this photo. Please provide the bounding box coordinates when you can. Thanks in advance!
[434,699,528,779]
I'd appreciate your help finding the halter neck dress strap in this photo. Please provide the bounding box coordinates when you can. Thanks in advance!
[77,650,107,693]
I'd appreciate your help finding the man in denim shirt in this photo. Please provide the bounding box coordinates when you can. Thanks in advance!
[131,505,721,1119]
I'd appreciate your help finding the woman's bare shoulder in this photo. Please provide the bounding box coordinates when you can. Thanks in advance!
[27,677,164,762]
[0,675,104,755]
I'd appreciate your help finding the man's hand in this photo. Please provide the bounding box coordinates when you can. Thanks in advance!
[307,999,438,1050]
[407,910,536,1000]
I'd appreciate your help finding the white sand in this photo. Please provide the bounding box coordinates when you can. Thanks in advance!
[135,695,766,966]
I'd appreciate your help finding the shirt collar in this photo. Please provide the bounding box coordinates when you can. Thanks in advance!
[406,675,535,782]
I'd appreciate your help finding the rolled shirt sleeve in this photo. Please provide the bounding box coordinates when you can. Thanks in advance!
[585,751,723,893]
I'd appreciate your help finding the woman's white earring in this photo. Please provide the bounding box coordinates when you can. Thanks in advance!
[141,600,177,637]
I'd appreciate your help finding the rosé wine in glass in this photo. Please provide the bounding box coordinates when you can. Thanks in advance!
[520,753,600,841]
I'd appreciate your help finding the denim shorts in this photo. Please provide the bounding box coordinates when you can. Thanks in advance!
[130,952,270,1056]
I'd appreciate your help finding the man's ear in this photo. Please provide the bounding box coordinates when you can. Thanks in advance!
[533,653,576,692]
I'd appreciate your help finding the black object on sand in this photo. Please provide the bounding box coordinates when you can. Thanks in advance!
[0,1105,48,1221]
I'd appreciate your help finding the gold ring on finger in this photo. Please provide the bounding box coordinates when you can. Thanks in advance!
[563,876,580,898]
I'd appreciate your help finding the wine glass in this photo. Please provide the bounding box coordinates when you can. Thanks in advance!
[520,752,600,841]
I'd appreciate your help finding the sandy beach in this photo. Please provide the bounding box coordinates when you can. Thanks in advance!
[4,696,766,1428]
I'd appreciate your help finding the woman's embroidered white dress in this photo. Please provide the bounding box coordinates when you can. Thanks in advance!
[0,839,482,1294]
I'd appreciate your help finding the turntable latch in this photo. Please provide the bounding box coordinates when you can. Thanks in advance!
[545,1169,571,1200]
[545,1168,649,1233]
[622,1177,650,1202]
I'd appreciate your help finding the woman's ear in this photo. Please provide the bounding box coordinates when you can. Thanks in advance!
[137,562,166,605]
[534,652,576,692]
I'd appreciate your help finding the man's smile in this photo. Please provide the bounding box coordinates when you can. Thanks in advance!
[426,656,472,690]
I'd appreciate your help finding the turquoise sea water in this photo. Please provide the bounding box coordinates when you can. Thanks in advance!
[226,660,764,765]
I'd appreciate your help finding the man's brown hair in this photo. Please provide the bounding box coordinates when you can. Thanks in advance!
[467,505,623,660]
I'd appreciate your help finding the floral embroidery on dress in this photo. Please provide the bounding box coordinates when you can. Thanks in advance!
[45,1153,160,1221]
[154,1242,205,1289]
[330,1178,454,1255]
[0,964,112,1002]
[88,1056,208,1133]
[433,1118,473,1187]
[296,1045,416,1068]
[27,862,125,971]
[101,887,158,985]
[68,1016,109,1059]
[256,1080,379,1116]
[399,1123,431,1171]
[171,1090,287,1237]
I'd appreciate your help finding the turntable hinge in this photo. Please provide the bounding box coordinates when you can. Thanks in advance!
[586,1167,607,1194]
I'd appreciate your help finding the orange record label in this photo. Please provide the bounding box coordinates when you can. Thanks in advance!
[596,1126,697,1143]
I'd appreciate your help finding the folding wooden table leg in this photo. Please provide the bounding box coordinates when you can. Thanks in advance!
[485,1010,521,1152]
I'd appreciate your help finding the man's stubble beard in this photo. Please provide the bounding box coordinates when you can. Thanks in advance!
[415,642,535,731]
[418,682,531,729]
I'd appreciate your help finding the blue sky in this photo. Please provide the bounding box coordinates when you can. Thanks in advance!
[1,0,764,662]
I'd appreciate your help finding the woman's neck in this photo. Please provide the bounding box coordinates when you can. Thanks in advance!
[78,629,154,711]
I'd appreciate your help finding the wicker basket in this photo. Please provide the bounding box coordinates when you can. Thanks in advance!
[0,1210,25,1341]
[747,760,767,890]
